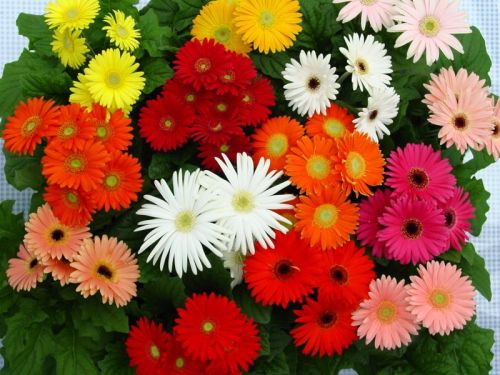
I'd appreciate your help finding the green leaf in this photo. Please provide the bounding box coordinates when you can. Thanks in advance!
[141,0,180,26]
[22,72,72,103]
[141,57,173,94]
[54,329,99,375]
[251,352,290,375]
[297,0,341,50]
[462,178,490,236]
[139,10,176,57]
[16,13,53,57]
[4,150,45,191]
[141,274,187,320]
[172,0,210,33]
[439,249,461,263]
[459,243,491,300]
[251,53,290,81]
[461,243,476,265]
[296,354,343,375]
[453,149,495,182]
[182,253,232,296]
[233,285,272,324]
[148,153,175,180]
[98,342,135,375]
[74,298,129,334]
[0,200,25,283]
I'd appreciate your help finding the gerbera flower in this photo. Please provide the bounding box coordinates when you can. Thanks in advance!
[45,103,94,149]
[198,92,240,120]
[92,152,143,212]
[438,187,474,251]
[25,204,91,262]
[244,230,321,308]
[222,249,245,289]
[163,335,204,374]
[486,98,500,160]
[354,86,400,142]
[174,293,260,373]
[7,243,45,292]
[42,139,110,192]
[233,0,302,53]
[389,0,471,65]
[2,97,59,155]
[44,184,96,227]
[71,235,139,307]
[291,296,357,357]
[206,52,257,95]
[283,50,340,117]
[285,136,337,195]
[407,261,476,335]
[253,116,304,171]
[201,153,295,255]
[69,73,94,110]
[126,317,170,375]
[89,104,133,152]
[378,196,448,264]
[84,48,145,111]
[305,102,354,140]
[237,76,275,126]
[333,131,385,197]
[51,28,89,68]
[190,109,244,146]
[357,189,392,258]
[294,188,359,250]
[45,0,99,30]
[198,133,252,172]
[103,10,141,51]
[352,276,419,350]
[333,0,396,32]
[44,257,75,286]
[174,38,231,91]
[136,170,231,277]
[317,241,375,306]
[340,33,392,92]
[162,77,206,109]
[192,0,251,54]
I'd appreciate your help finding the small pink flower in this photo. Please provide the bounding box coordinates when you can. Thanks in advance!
[333,0,396,32]
[485,98,500,160]
[7,243,45,291]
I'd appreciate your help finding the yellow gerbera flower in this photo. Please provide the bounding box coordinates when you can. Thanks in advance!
[233,0,303,54]
[69,73,93,110]
[103,10,141,52]
[192,0,251,54]
[84,49,145,111]
[51,28,89,69]
[45,0,100,30]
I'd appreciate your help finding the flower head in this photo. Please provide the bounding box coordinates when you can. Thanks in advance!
[44,257,75,286]
[51,28,89,68]
[198,133,252,172]
[45,103,94,150]
[485,98,500,160]
[89,104,133,153]
[305,102,354,140]
[334,0,396,32]
[237,76,275,126]
[69,73,94,110]
[44,184,96,227]
[45,0,99,30]
[205,51,257,95]
[7,243,45,292]
[103,10,141,51]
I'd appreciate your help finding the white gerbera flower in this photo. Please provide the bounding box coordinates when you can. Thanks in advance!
[282,50,340,117]
[354,86,400,141]
[340,33,392,92]
[136,169,230,277]
[201,153,295,255]
[222,249,245,289]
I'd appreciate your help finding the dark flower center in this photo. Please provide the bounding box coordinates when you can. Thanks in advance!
[273,260,296,281]
[317,311,337,328]
[357,61,367,73]
[97,265,113,279]
[493,121,500,137]
[444,208,456,228]
[29,258,38,269]
[408,168,429,189]
[329,265,348,285]
[402,218,423,239]
[369,110,378,120]
[51,229,65,242]
[308,76,321,91]
[453,114,468,130]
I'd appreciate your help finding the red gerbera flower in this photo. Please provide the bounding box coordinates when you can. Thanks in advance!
[189,108,243,145]
[163,334,204,375]
[89,104,133,153]
[92,152,143,212]
[198,133,252,172]
[162,77,207,109]
[237,76,275,126]
[244,230,321,308]
[174,38,231,91]
[3,97,60,155]
[138,93,195,152]
[44,184,96,227]
[291,296,357,357]
[198,92,241,121]
[174,293,260,373]
[206,51,257,95]
[317,241,375,307]
[126,317,171,375]
[46,103,94,149]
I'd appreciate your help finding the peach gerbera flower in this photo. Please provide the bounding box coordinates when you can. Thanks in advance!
[70,235,140,307]
[305,102,354,140]
[24,203,91,261]
[485,98,500,160]
[44,257,75,286]
[7,243,45,291]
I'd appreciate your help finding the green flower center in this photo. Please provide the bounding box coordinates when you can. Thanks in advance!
[149,344,161,359]
[220,144,230,153]
[107,72,122,88]
[161,117,175,131]
[216,103,227,112]
[419,16,441,37]
[259,10,275,27]
[214,26,231,43]
[175,210,196,232]
[266,133,288,158]
[22,117,40,135]
[67,192,79,204]
[186,93,195,103]
[313,204,338,229]
[430,289,451,308]
[175,357,185,369]
[242,94,252,104]
[306,155,331,180]
[377,301,397,323]
[323,119,345,138]
[116,25,129,38]
[202,321,215,333]
[96,125,108,139]
[62,124,76,137]
[232,191,255,213]
[66,155,86,172]
[104,174,119,189]
[345,152,366,179]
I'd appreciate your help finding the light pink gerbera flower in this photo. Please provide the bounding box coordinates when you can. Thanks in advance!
[485,98,500,160]
[389,0,471,65]
[7,243,45,291]
[25,203,91,262]
[407,261,476,335]
[333,0,396,32]
[352,275,419,350]
[378,196,448,264]
[44,257,75,286]
[386,144,456,203]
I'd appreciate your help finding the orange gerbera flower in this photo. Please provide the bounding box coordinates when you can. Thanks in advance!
[333,131,385,197]
[306,103,354,140]
[2,97,59,155]
[92,152,143,212]
[44,184,96,226]
[90,104,133,152]
[44,257,75,286]
[285,136,338,195]
[295,187,359,250]
[7,243,45,291]
[42,139,110,192]
[46,103,94,149]
[252,116,304,170]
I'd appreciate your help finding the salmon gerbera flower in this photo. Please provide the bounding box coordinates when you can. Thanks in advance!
[45,103,94,149]
[89,104,133,152]
[44,184,96,227]
[7,243,45,292]
[305,102,354,140]
[44,257,75,286]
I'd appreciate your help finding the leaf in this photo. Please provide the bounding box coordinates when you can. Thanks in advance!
[54,329,99,375]
[148,152,175,180]
[453,149,495,182]
[250,352,290,375]
[98,342,135,375]
[22,72,72,103]
[141,274,187,318]
[296,354,343,375]
[74,298,129,334]
[139,10,176,58]
[182,253,232,297]
[172,0,210,33]
[439,249,461,263]
[232,285,272,324]
[3,150,45,191]
[462,178,490,236]
[141,0,180,26]
[0,200,25,283]
[251,53,290,81]
[268,327,292,360]
[297,0,341,50]
[16,13,53,57]
[459,243,491,300]
[141,57,174,94]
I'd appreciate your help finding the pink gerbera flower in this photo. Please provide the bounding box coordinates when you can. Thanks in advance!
[438,187,475,251]
[352,276,419,350]
[333,0,396,32]
[378,196,448,264]
[485,98,500,160]
[357,189,393,258]
[407,261,476,335]
[7,243,45,291]
[389,0,471,65]
[386,144,456,203]
[44,257,75,286]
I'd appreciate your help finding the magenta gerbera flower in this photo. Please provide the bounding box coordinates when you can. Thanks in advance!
[357,189,393,259]
[352,275,419,350]
[378,196,448,264]
[333,0,396,32]
[485,98,500,160]
[407,261,476,336]
[385,144,456,203]
[438,187,475,251]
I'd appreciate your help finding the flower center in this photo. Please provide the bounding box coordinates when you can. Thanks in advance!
[29,258,39,270]
[96,264,114,280]
[329,265,348,285]
[259,10,275,27]
[66,191,79,205]
[452,113,468,131]
[175,357,185,369]
[22,116,40,136]
[419,16,441,37]
[51,228,65,242]
[401,218,423,240]
[273,260,297,281]
[307,76,321,92]
[360,0,376,5]
[242,93,252,104]
[345,151,366,179]
[219,144,230,153]
[66,155,86,172]
[63,35,74,51]
[232,191,255,213]
[216,103,227,112]
[195,57,212,73]
[175,210,196,232]
[323,119,345,138]
[492,120,500,138]
[161,117,175,131]
[377,301,397,324]
[444,208,456,228]
[150,344,160,359]
[317,311,337,328]
[221,70,235,83]
[96,125,109,139]
[355,58,369,75]
[104,174,120,189]
[185,93,195,103]
[266,133,288,158]
[116,25,129,38]
[202,320,215,333]
[430,289,451,308]
[214,26,231,43]
[210,122,223,132]
[306,155,331,180]
[313,204,338,229]
[369,110,378,121]
[66,8,79,20]
[407,167,429,189]
[60,122,77,138]
[107,72,122,88]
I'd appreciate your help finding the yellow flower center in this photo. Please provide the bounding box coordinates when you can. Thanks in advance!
[104,174,120,189]
[63,35,74,51]
[22,116,40,136]
[430,289,451,308]
[242,94,252,104]
[419,16,441,37]
[377,301,397,323]
[161,117,175,131]
[202,321,215,333]
[107,72,122,88]
[66,155,86,172]
[360,0,376,5]
[66,192,79,204]
[266,133,288,158]
[175,210,196,232]
[345,152,366,179]
[150,344,160,359]
[313,204,338,229]
[355,58,369,75]
[116,25,129,38]
[96,263,114,281]
[66,8,79,20]
[216,103,227,112]
[222,70,235,83]
[323,119,345,138]
[214,26,231,43]
[220,144,230,152]
[210,122,223,132]
[96,125,109,139]
[232,191,255,213]
[306,155,331,180]
[175,357,185,369]
[61,123,76,138]
[195,58,212,73]
[185,93,195,103]
[259,10,275,27]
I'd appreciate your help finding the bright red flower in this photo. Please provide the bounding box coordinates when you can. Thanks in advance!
[189,108,243,145]
[46,103,94,149]
[244,230,322,308]
[163,334,204,374]
[237,76,275,126]
[206,51,257,95]
[44,184,96,226]
[198,133,252,172]
[198,92,241,121]
[89,104,133,153]
[162,77,207,110]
